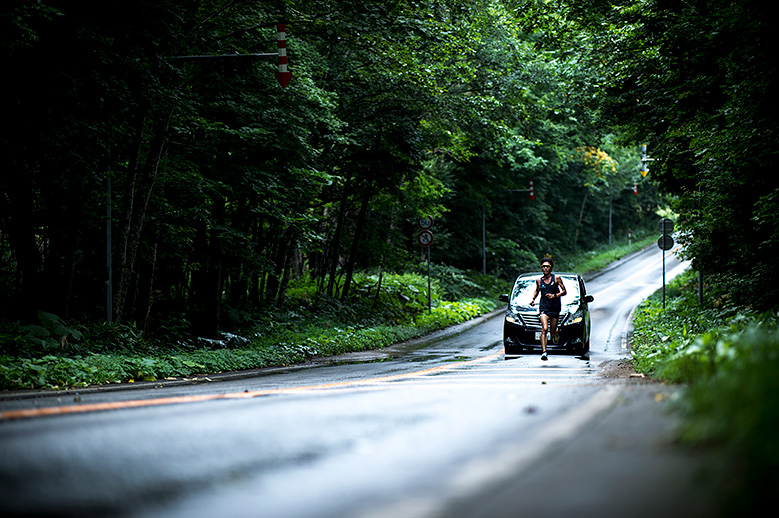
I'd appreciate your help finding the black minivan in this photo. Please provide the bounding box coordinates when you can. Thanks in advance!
[498,272,594,355]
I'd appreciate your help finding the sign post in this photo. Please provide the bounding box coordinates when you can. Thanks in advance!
[418,216,434,313]
[657,217,675,309]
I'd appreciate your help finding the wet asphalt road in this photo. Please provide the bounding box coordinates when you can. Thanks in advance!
[0,246,719,518]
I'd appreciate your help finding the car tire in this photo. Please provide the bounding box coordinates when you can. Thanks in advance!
[572,337,589,354]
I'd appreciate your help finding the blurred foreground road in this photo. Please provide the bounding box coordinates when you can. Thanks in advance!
[0,245,724,518]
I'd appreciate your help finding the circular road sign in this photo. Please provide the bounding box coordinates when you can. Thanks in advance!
[418,215,433,229]
[657,234,675,251]
[658,217,674,235]
[418,230,434,247]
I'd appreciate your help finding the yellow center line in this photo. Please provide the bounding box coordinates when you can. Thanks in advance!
[0,352,503,421]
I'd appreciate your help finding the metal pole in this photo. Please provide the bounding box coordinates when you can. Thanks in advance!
[427,245,432,313]
[169,53,278,61]
[106,171,113,324]
[482,204,486,275]
[662,249,666,310]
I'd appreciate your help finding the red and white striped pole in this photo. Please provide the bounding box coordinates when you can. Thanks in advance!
[529,179,535,201]
[275,23,292,88]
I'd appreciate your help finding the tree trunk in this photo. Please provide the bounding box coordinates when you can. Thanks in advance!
[276,236,294,308]
[326,175,352,297]
[263,220,283,304]
[113,109,173,323]
[341,182,372,302]
[138,239,158,336]
[574,192,589,247]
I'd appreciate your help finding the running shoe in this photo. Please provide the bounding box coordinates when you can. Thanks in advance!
[541,351,548,361]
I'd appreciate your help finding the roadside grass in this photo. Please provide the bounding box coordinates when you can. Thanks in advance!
[0,307,491,390]
[631,270,779,512]
[0,269,497,391]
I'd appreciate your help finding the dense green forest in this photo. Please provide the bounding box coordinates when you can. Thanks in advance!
[2,0,776,343]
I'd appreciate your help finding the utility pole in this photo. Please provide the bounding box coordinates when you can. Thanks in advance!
[106,170,113,324]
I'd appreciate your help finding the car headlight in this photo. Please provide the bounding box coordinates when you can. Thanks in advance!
[563,309,583,325]
[505,310,525,325]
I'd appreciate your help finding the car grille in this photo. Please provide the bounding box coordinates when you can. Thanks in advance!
[519,312,542,327]
[518,311,569,327]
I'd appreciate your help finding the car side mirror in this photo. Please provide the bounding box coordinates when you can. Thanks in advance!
[499,294,509,303]
[584,295,594,303]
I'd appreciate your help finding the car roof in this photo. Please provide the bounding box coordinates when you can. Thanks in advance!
[515,272,581,280]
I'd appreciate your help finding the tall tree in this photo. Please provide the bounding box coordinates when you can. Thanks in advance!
[585,0,779,308]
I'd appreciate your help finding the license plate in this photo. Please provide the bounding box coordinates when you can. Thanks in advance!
[535,331,549,341]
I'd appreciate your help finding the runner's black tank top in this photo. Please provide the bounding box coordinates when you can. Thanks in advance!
[539,274,561,312]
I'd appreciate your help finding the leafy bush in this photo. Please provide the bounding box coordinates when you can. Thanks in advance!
[674,319,779,513]
[631,270,727,378]
[0,295,497,390]
[351,271,441,317]
[631,271,779,513]
[429,263,491,301]
[0,311,85,356]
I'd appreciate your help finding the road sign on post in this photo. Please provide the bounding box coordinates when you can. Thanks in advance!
[657,234,674,251]
[417,214,434,246]
[417,216,434,313]
[658,217,674,235]
[417,230,433,247]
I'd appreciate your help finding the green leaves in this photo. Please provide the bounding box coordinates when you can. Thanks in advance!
[579,0,779,308]
[18,312,84,352]
[1,0,669,341]
[632,269,779,511]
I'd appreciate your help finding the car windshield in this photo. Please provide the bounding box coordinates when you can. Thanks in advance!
[510,275,581,308]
